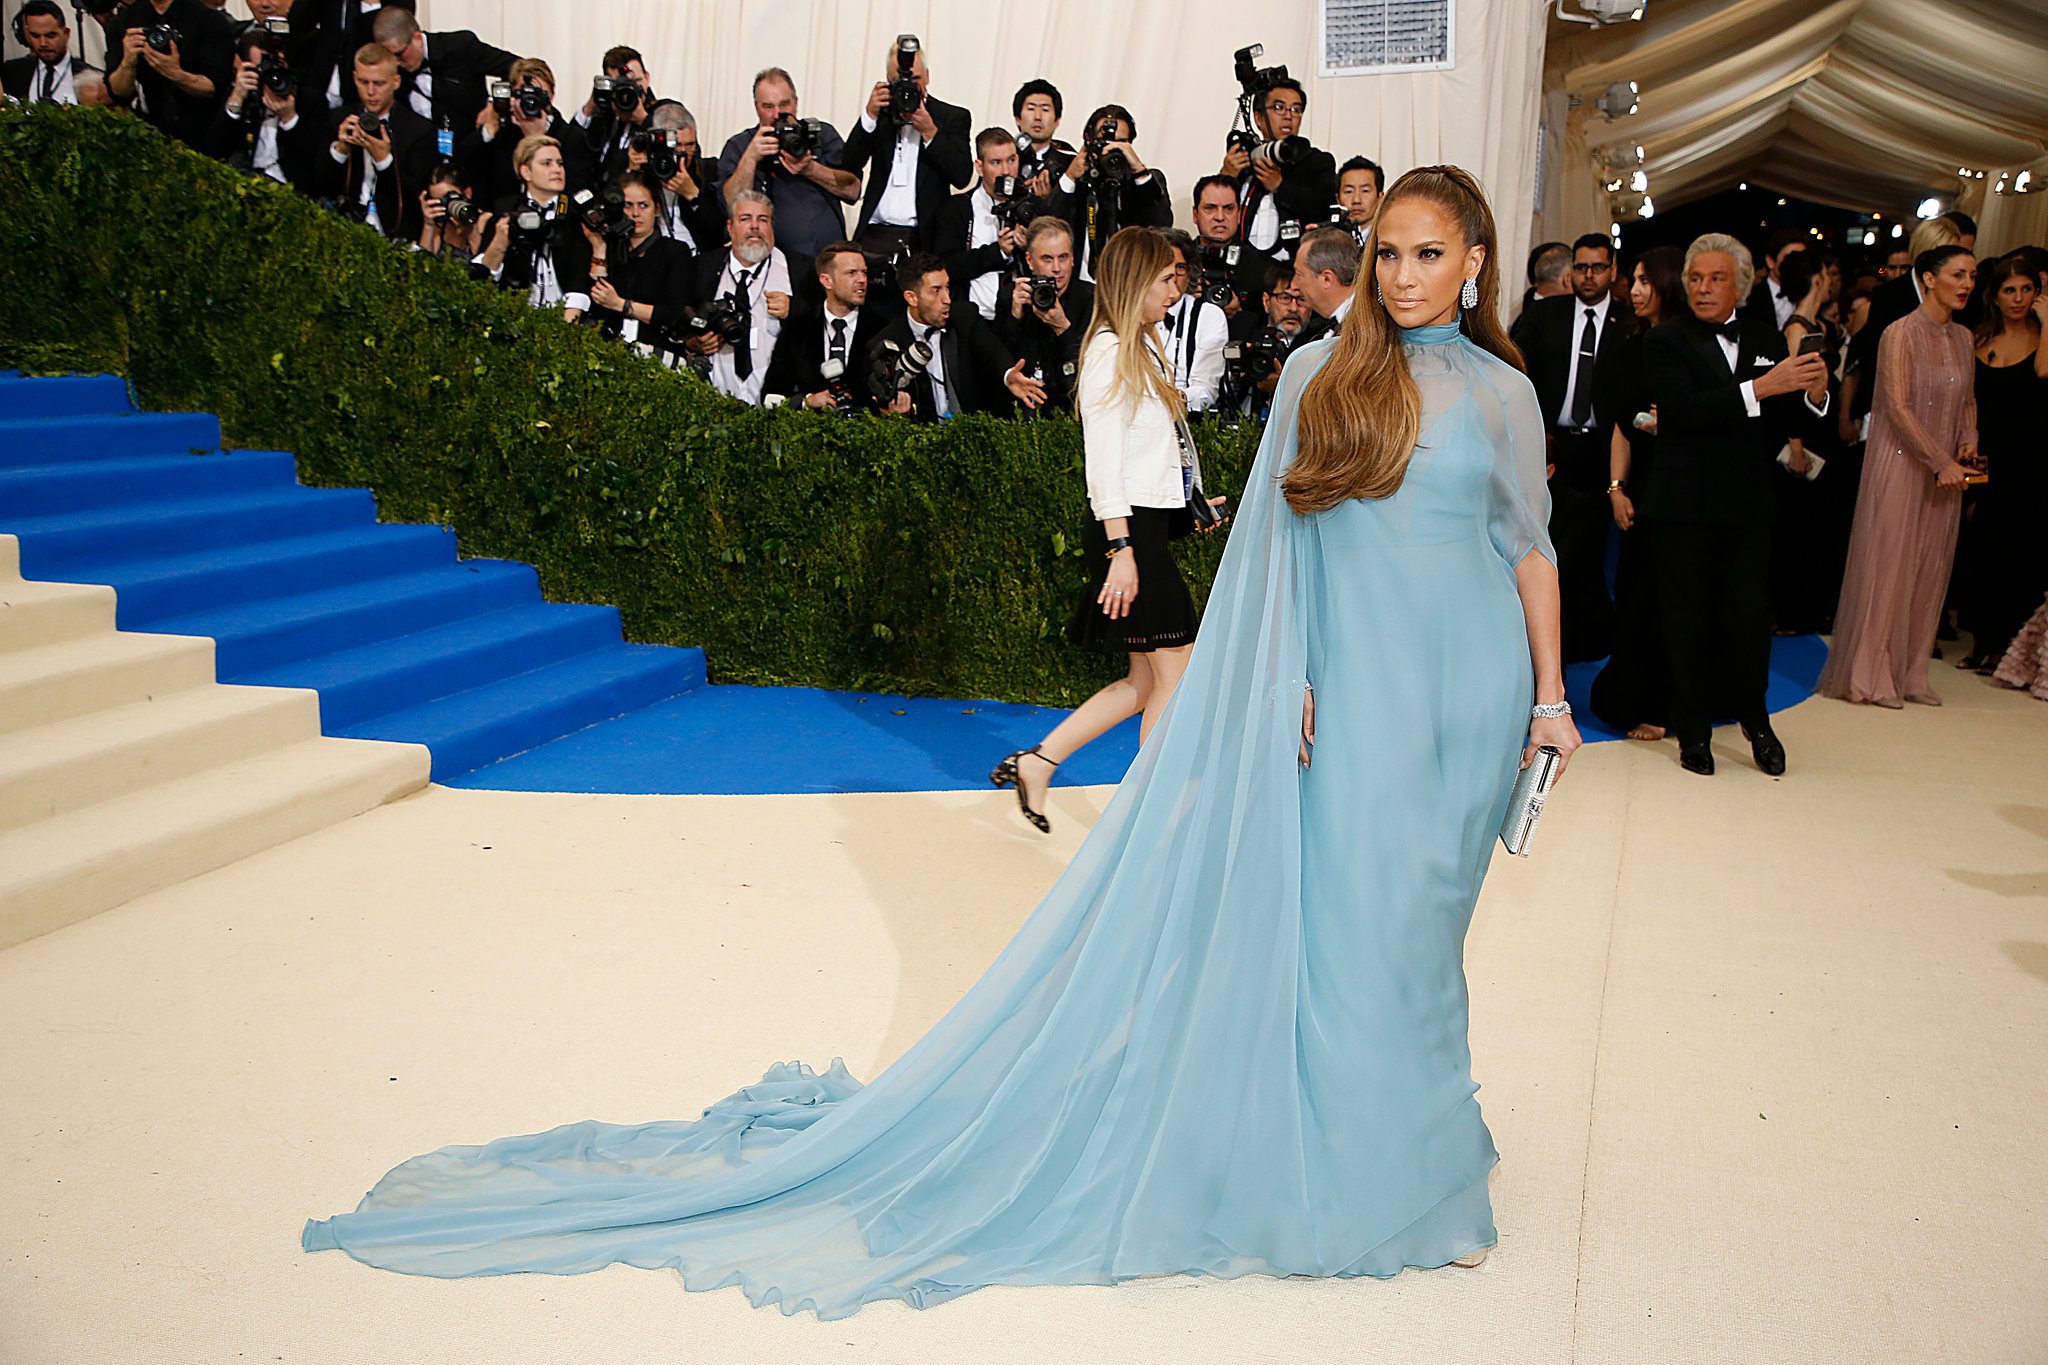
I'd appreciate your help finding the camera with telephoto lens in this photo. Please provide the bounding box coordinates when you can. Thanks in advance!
[1226,127,1309,167]
[631,128,684,180]
[769,112,822,160]
[867,338,934,403]
[356,110,384,139]
[513,83,549,119]
[1027,275,1061,312]
[144,23,178,54]
[887,35,922,121]
[677,294,749,344]
[1085,116,1130,185]
[592,75,643,116]
[1233,44,1289,97]
[438,190,478,227]
[572,187,629,237]
[1223,327,1286,380]
[816,358,858,415]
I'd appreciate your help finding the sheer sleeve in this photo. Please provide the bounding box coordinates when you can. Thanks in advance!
[1874,321,1952,473]
[1956,328,1979,449]
[1482,361,1556,569]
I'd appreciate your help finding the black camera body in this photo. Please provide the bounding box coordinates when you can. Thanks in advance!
[1027,275,1061,312]
[592,76,644,116]
[816,358,859,416]
[887,35,922,121]
[508,209,552,251]
[1233,44,1289,97]
[256,50,293,95]
[769,113,823,160]
[679,294,750,345]
[632,128,684,180]
[1198,242,1242,308]
[990,176,1043,231]
[868,337,934,402]
[356,110,384,139]
[1085,117,1131,185]
[144,23,178,55]
[572,187,629,237]
[439,191,479,227]
[1223,326,1287,377]
[514,83,550,119]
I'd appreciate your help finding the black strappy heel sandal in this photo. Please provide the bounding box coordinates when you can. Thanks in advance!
[991,746,1057,834]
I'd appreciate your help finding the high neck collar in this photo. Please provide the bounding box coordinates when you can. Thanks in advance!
[1401,320,1464,347]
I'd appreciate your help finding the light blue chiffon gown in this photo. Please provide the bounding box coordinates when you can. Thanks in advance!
[303,319,1556,1318]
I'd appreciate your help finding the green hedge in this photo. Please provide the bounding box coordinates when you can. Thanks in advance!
[0,105,1264,705]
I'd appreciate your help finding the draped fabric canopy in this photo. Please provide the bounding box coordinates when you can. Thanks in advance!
[1545,0,2048,245]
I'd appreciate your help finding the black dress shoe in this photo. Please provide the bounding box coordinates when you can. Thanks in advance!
[1741,723,1786,776]
[1679,739,1715,775]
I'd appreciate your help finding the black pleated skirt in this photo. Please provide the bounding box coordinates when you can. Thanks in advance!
[1066,504,1200,654]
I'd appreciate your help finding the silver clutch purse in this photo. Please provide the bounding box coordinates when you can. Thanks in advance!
[1499,745,1562,857]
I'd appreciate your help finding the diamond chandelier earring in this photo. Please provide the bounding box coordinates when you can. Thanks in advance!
[1460,277,1478,311]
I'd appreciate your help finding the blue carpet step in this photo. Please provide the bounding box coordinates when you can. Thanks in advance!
[0,374,132,420]
[156,559,542,677]
[90,524,459,627]
[333,643,703,781]
[235,602,629,730]
[9,486,379,576]
[0,450,299,518]
[0,412,220,466]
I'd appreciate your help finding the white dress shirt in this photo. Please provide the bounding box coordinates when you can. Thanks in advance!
[821,306,860,366]
[708,248,792,406]
[1079,331,1191,520]
[913,321,953,416]
[1767,277,1796,329]
[226,100,294,182]
[657,188,699,250]
[405,35,435,123]
[1156,296,1228,411]
[965,185,1001,319]
[1244,187,1280,253]
[860,112,923,228]
[1707,314,1829,419]
[329,117,395,229]
[30,58,77,105]
[1557,294,1612,432]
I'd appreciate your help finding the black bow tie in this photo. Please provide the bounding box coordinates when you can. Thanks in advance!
[1702,317,1742,343]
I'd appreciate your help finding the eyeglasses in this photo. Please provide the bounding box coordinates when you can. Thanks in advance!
[1265,101,1304,115]
[1571,262,1612,274]
[1271,290,1306,305]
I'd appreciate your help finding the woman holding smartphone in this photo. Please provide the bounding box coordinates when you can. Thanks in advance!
[993,226,1215,833]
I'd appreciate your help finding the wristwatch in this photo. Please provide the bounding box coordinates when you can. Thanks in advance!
[1104,537,1132,559]
[1531,700,1572,720]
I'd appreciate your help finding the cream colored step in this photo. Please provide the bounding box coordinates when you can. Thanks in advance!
[0,574,120,652]
[0,734,431,950]
[0,683,324,833]
[0,532,19,579]
[0,630,215,735]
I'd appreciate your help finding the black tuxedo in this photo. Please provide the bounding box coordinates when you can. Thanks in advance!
[202,100,326,194]
[1228,143,1337,260]
[931,187,1020,318]
[1642,311,1825,746]
[763,305,886,406]
[488,194,594,308]
[993,280,1092,411]
[1846,274,1919,421]
[310,101,436,242]
[398,30,517,140]
[1513,291,1635,662]
[868,310,1020,420]
[1740,277,1789,331]
[1,54,93,102]
[840,95,974,246]
[285,0,411,108]
[104,0,233,147]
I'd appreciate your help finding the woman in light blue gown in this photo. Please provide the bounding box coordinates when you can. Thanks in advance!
[302,167,1582,1319]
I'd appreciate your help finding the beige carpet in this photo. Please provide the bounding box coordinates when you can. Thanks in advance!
[3,678,2045,1364]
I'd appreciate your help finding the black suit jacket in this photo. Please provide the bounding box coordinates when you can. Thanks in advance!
[1231,143,1338,256]
[486,194,595,305]
[202,101,328,195]
[104,0,233,147]
[763,306,887,405]
[1515,293,1636,430]
[684,247,821,312]
[591,232,695,336]
[310,101,437,242]
[992,280,1092,410]
[930,188,1021,314]
[1,54,93,102]
[285,0,412,109]
[840,94,974,246]
[1846,274,1920,419]
[1640,313,1821,526]
[650,159,727,257]
[1740,277,1785,331]
[868,309,1019,420]
[1048,169,1172,275]
[400,30,517,138]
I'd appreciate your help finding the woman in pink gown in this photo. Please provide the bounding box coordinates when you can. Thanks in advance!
[1818,246,1980,707]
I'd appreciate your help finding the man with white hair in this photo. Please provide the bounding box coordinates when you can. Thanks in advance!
[842,35,972,260]
[683,190,813,406]
[1640,232,1831,778]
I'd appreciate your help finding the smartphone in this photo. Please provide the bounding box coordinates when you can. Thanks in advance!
[1797,333,1828,356]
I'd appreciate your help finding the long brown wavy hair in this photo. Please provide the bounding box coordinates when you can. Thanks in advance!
[1284,166,1524,515]
[1079,225,1185,419]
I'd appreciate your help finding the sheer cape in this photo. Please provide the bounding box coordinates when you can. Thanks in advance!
[303,320,1554,1319]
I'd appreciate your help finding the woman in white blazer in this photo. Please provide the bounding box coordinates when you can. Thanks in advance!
[994,226,1215,832]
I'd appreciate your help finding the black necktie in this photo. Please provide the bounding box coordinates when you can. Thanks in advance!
[922,327,947,409]
[732,268,754,379]
[828,317,847,366]
[1569,307,1598,427]
[38,61,54,102]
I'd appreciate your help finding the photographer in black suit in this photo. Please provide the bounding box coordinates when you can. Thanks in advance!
[842,35,973,260]
[1190,175,1276,328]
[472,134,591,322]
[993,216,1091,412]
[204,25,318,189]
[371,7,515,156]
[622,102,724,257]
[1217,63,1334,265]
[764,242,883,410]
[285,0,409,110]
[1011,79,1074,198]
[871,252,1046,420]
[932,127,1033,322]
[574,45,663,179]
[104,0,232,148]
[310,43,435,242]
[1047,104,1171,282]
[453,57,590,206]
[1642,232,1831,777]
[585,170,696,358]
[1514,231,1634,662]
[3,2,95,104]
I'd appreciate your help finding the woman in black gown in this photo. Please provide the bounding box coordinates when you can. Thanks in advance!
[1589,245,1684,739]
[1959,254,2048,669]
